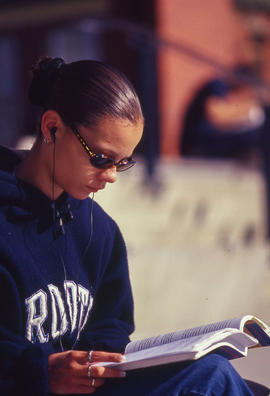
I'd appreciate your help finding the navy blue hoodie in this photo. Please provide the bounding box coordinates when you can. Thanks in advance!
[0,146,134,395]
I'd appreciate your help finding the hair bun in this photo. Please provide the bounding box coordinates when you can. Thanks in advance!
[28,56,65,108]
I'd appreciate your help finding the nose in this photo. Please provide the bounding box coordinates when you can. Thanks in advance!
[99,166,117,184]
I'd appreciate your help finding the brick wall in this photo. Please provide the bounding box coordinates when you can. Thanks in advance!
[156,0,249,156]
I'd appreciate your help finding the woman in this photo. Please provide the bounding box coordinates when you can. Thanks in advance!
[0,57,252,395]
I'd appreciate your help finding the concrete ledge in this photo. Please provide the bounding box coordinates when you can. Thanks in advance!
[95,159,270,387]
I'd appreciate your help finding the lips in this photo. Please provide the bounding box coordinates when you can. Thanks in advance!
[88,185,105,192]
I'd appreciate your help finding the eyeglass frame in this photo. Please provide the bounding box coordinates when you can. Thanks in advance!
[71,126,136,172]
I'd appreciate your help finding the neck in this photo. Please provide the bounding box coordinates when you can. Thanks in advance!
[15,141,64,200]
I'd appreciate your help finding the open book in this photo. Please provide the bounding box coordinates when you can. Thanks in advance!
[95,315,270,371]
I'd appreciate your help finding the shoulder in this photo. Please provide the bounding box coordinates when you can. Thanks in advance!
[93,200,116,224]
[92,199,121,237]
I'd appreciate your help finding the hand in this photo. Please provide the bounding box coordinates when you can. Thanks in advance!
[48,350,126,394]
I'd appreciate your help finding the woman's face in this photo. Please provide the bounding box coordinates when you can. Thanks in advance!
[53,116,143,200]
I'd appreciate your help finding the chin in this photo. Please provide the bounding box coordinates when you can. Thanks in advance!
[66,189,90,201]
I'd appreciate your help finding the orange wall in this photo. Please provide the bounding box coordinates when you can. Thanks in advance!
[157,0,242,157]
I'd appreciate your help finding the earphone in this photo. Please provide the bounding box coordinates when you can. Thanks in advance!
[50,126,57,143]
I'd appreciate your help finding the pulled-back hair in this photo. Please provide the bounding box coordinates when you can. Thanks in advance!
[29,56,143,128]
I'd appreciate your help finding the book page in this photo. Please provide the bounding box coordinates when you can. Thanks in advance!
[126,329,255,361]
[126,317,246,354]
[95,329,257,371]
[195,331,257,360]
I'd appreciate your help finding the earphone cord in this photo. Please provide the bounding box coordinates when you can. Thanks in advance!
[71,192,95,349]
[57,194,95,351]
[51,138,96,351]
[51,136,68,352]
[52,138,56,225]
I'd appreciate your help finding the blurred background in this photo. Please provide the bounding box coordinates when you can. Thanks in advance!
[1,1,270,379]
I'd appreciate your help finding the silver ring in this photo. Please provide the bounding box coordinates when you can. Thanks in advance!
[87,364,92,378]
[88,350,93,363]
[91,378,96,387]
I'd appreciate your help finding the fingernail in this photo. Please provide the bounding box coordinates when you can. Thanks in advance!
[116,355,126,362]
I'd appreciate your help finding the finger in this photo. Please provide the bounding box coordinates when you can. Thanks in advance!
[73,362,126,380]
[90,351,125,363]
[79,378,105,388]
[69,350,125,364]
[64,350,89,364]
[90,365,126,379]
[69,385,96,394]
[66,364,105,389]
[90,378,105,388]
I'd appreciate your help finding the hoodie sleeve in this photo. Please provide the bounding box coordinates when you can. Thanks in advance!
[78,221,135,353]
[0,265,53,396]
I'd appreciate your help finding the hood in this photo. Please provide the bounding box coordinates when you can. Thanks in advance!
[0,145,27,173]
[0,145,71,235]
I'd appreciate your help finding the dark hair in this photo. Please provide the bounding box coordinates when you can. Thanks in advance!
[29,56,143,128]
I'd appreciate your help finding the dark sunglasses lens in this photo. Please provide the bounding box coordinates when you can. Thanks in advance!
[90,155,136,171]
[89,155,114,169]
[116,160,136,172]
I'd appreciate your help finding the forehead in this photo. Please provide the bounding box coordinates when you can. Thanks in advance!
[80,117,143,158]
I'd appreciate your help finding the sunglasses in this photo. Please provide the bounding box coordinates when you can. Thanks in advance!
[71,126,136,172]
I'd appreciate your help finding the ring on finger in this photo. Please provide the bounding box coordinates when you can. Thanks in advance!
[87,364,92,378]
[91,378,96,387]
[88,350,93,363]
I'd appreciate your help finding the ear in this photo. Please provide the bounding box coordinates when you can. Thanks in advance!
[40,110,64,143]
